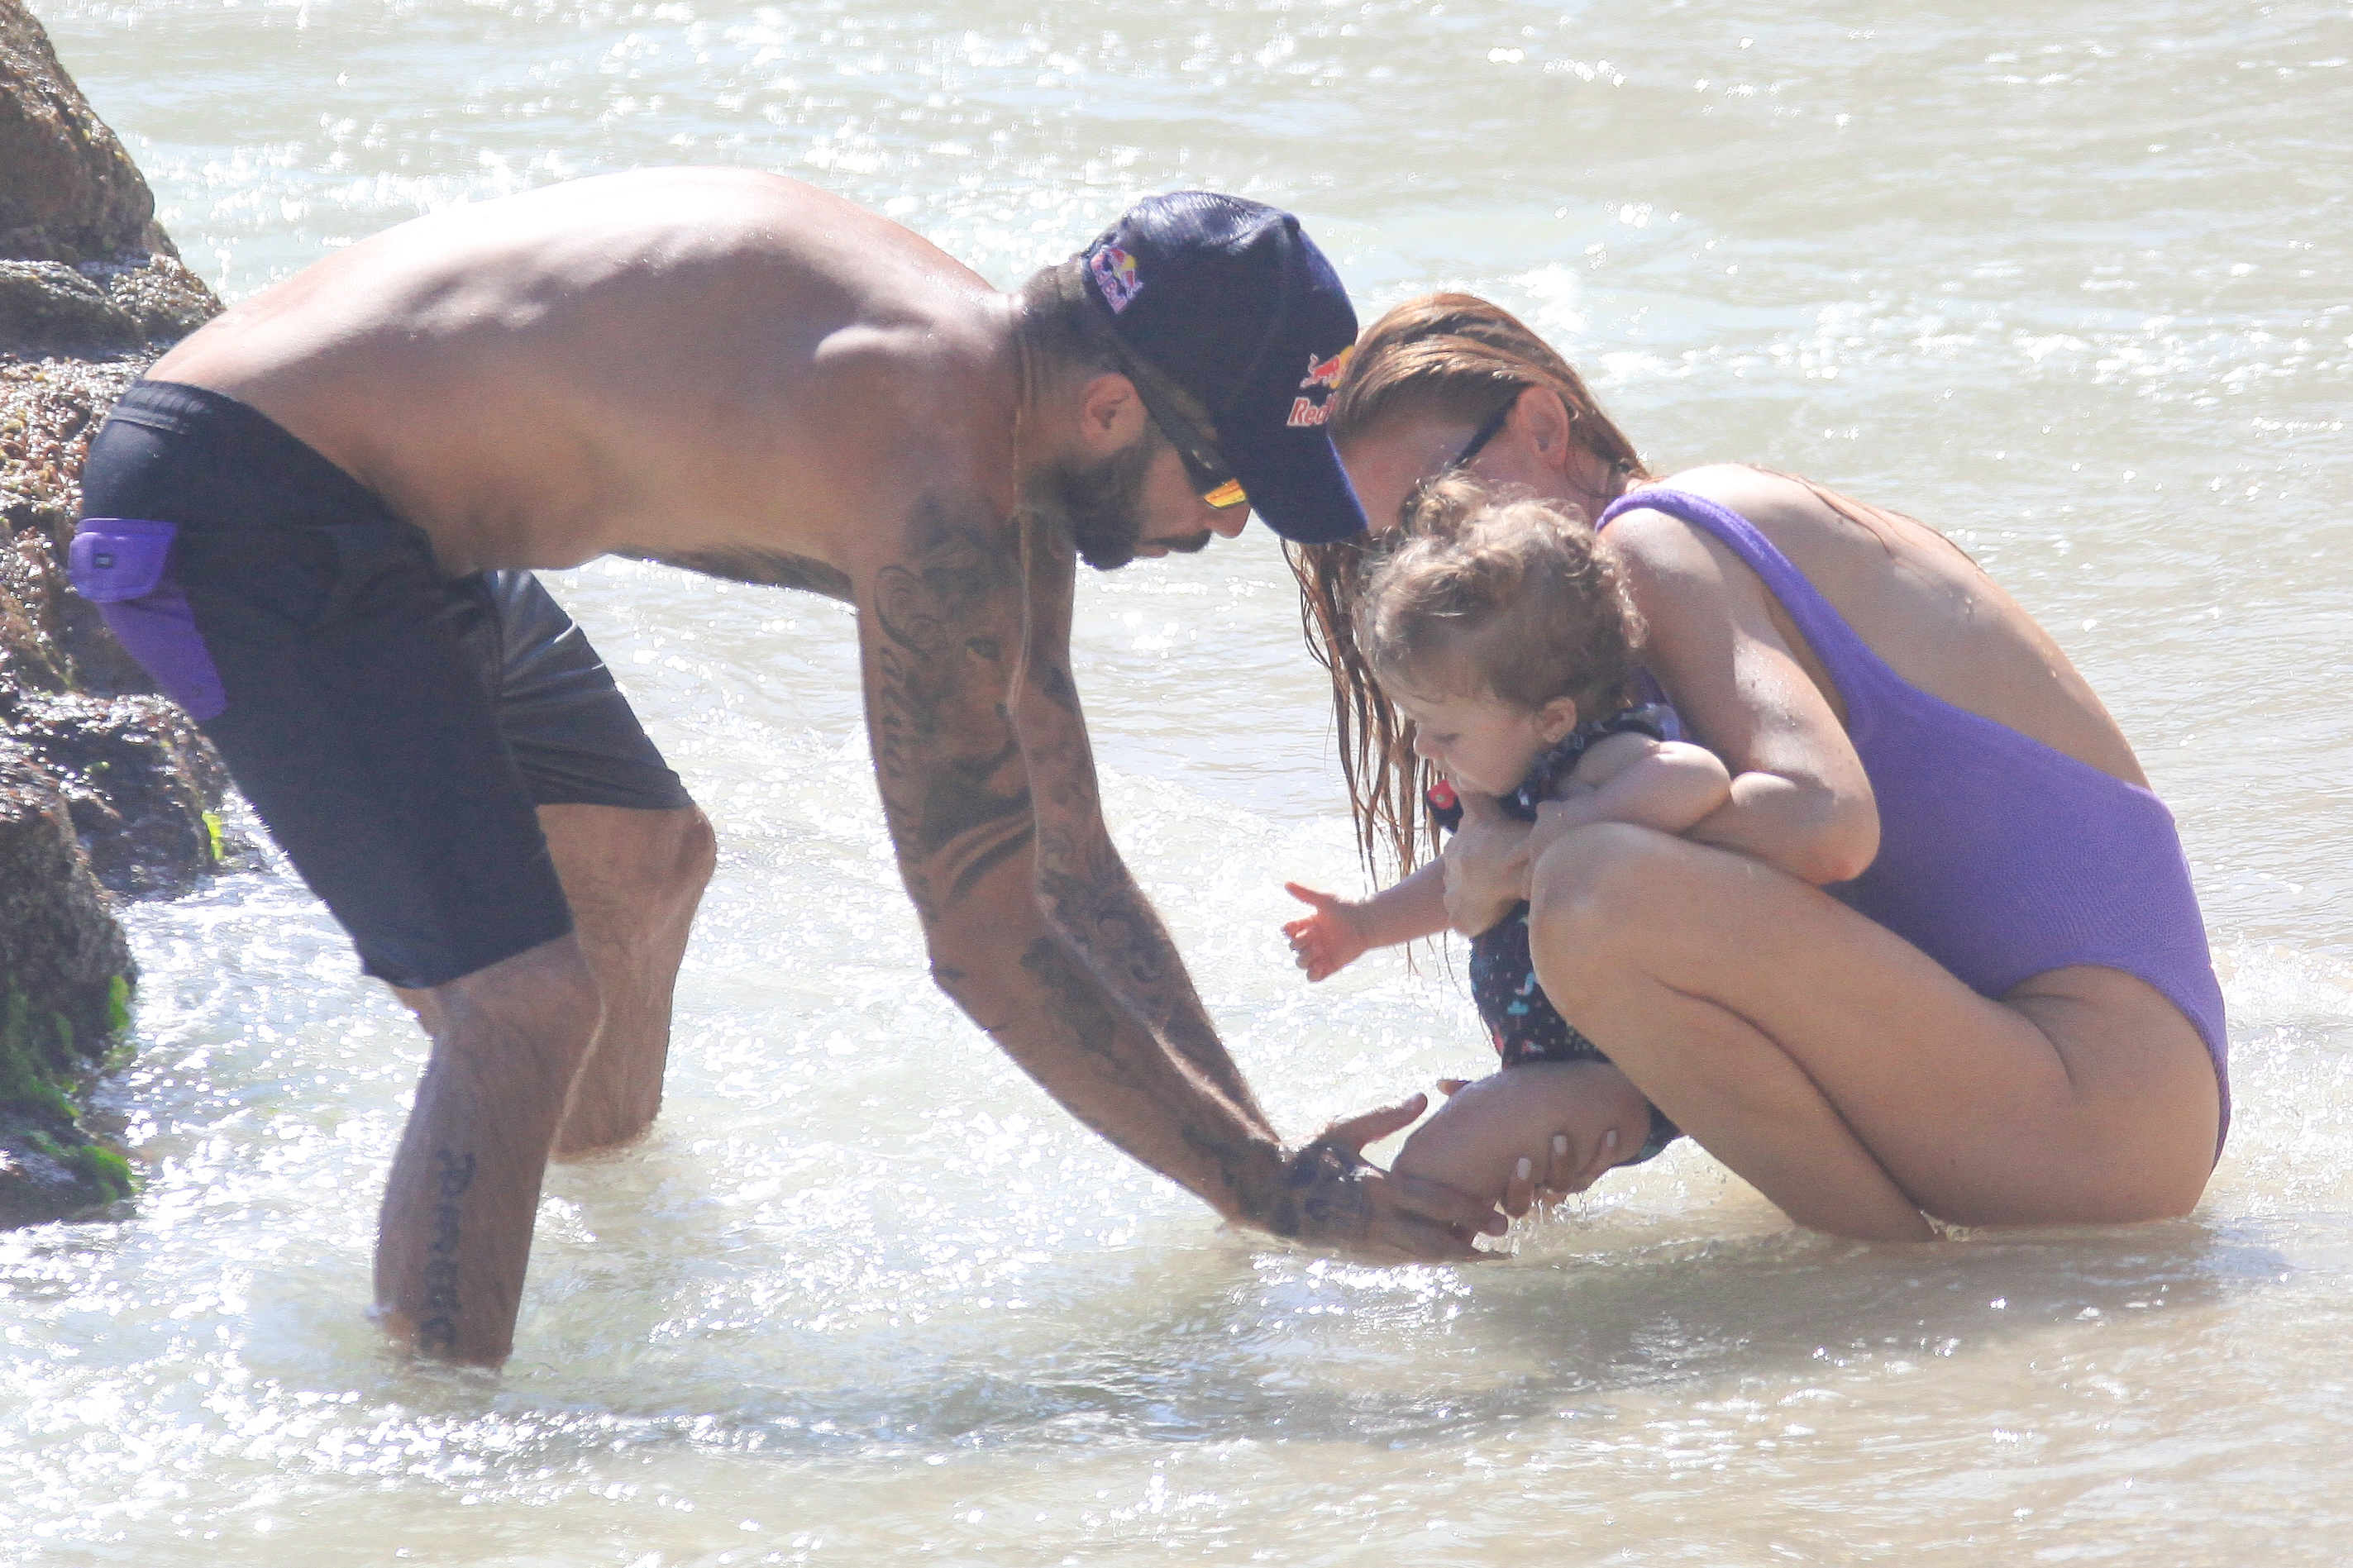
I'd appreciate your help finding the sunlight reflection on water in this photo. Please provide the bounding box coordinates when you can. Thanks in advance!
[9,0,2353,1559]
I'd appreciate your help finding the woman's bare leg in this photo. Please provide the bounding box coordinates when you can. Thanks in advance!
[1527,824,2220,1236]
[537,802,716,1156]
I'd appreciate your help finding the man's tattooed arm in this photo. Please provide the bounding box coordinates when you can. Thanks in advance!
[856,493,1308,1232]
[1009,526,1268,1120]
[854,493,1494,1261]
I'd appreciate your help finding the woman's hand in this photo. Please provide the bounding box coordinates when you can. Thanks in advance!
[1519,797,1588,877]
[1440,791,1534,936]
[1282,883,1372,981]
[1430,1076,1615,1209]
[1400,1063,1654,1218]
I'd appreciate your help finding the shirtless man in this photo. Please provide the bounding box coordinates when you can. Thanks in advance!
[69,171,1499,1364]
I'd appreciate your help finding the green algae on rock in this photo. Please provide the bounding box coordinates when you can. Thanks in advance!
[0,738,139,1223]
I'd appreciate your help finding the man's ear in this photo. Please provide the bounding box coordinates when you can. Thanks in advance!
[1534,694,1582,746]
[1076,372,1148,456]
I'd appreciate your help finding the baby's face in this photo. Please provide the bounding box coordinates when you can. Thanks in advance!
[1392,679,1562,798]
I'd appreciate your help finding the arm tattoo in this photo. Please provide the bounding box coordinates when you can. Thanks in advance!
[1014,935,1270,1191]
[1037,851,1262,1115]
[632,545,855,603]
[1007,539,1265,1118]
[862,494,1304,1226]
[863,497,1034,924]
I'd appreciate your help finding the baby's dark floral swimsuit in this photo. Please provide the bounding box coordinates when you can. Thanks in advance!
[1427,704,1682,1165]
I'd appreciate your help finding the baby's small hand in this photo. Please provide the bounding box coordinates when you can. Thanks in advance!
[1282,883,1371,981]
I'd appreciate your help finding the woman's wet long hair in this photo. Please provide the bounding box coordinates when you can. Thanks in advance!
[1287,293,1655,879]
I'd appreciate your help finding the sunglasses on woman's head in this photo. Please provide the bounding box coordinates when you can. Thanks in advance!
[1391,397,1519,531]
[1448,398,1515,473]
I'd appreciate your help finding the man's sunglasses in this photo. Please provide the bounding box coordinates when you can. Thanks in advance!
[1111,345,1249,512]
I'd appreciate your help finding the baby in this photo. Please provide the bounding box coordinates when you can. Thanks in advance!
[1285,483,1733,1209]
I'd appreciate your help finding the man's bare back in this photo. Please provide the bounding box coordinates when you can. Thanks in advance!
[84,172,1500,1364]
[154,169,1012,584]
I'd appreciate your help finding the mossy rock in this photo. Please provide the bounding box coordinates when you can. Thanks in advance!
[0,0,229,1229]
[0,741,141,1225]
[0,1117,134,1222]
[0,988,138,1221]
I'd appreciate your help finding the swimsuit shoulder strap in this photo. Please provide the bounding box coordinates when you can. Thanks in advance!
[1597,486,1888,698]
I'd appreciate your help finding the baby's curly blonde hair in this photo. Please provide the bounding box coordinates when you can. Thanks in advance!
[1354,476,1643,726]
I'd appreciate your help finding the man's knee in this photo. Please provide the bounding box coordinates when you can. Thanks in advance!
[673,804,718,896]
[434,934,606,1084]
[541,800,715,917]
[638,803,717,915]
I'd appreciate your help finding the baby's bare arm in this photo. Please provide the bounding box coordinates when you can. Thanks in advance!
[1284,860,1452,982]
[1359,858,1453,946]
[1391,1061,1656,1209]
[1563,734,1734,834]
[1515,737,1734,875]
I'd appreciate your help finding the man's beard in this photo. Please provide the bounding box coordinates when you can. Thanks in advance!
[1029,426,1210,570]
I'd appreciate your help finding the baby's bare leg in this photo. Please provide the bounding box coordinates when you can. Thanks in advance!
[1392,1061,1654,1209]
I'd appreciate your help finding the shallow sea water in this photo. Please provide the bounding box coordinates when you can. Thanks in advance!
[8,0,2353,1561]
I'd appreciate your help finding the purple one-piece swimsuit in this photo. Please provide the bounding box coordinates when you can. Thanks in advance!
[1597,487,2231,1154]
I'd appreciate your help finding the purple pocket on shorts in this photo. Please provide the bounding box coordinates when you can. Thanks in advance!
[69,518,228,722]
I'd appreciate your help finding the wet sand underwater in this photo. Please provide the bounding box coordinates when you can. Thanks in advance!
[9,0,2353,1561]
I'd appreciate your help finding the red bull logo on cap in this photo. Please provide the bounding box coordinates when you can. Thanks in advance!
[1090,244,1143,313]
[1299,346,1353,390]
[1286,343,1353,427]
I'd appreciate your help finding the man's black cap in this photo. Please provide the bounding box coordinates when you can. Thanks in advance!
[1076,192,1369,544]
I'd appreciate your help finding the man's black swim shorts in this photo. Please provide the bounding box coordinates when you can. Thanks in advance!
[74,379,693,989]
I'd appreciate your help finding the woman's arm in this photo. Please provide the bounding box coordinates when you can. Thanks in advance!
[1501,734,1735,892]
[1606,507,1880,885]
[1441,792,1536,937]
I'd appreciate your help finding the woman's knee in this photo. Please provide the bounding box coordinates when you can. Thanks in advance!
[1525,822,1690,997]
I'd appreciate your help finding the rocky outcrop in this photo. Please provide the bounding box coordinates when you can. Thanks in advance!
[2,0,231,1224]
[0,251,220,359]
[0,0,218,356]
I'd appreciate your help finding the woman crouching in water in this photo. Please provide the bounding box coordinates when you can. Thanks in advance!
[1286,295,2227,1241]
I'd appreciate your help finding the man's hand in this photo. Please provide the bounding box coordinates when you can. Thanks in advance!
[1282,882,1372,981]
[1440,791,1534,937]
[1243,1094,1507,1261]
